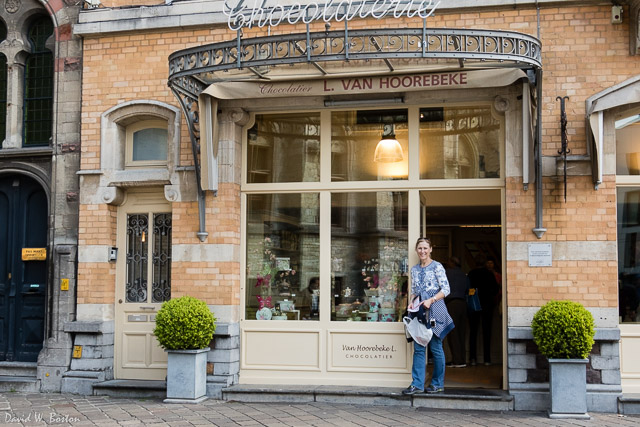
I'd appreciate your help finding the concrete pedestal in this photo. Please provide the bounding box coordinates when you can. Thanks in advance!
[164,348,208,404]
[548,358,590,419]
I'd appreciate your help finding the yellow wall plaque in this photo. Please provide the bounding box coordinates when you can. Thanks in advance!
[72,345,82,359]
[61,278,69,291]
[22,248,47,261]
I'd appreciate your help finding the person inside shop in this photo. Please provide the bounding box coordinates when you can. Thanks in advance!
[299,276,320,320]
[402,237,454,395]
[485,257,502,312]
[444,256,469,368]
[467,255,500,366]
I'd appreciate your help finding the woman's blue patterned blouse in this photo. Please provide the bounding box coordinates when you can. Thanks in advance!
[410,261,451,301]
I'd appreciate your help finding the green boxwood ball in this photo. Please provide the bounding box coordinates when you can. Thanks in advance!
[531,300,595,359]
[154,296,216,350]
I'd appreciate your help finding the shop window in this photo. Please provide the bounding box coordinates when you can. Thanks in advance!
[247,113,320,183]
[419,106,500,179]
[615,112,640,175]
[331,191,408,322]
[331,109,409,181]
[246,193,320,321]
[125,120,168,167]
[23,16,53,147]
[616,110,640,323]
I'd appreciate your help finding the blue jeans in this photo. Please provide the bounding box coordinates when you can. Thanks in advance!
[410,335,445,389]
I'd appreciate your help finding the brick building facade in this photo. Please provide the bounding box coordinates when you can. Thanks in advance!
[66,0,640,411]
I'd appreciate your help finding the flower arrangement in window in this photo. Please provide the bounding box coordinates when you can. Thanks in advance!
[251,237,296,309]
[360,240,407,312]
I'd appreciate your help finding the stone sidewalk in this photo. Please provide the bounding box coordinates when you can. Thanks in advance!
[0,392,638,426]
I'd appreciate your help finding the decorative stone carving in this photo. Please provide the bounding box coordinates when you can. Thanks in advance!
[226,108,250,126]
[5,0,21,14]
[493,95,510,113]
[100,187,124,206]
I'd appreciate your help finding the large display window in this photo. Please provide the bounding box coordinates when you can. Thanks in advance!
[244,105,503,324]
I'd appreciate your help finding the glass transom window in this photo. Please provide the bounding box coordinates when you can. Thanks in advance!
[126,120,168,167]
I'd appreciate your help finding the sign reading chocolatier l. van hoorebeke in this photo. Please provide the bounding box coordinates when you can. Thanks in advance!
[223,0,441,31]
[331,332,407,369]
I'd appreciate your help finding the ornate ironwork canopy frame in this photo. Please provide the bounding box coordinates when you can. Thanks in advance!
[167,26,543,241]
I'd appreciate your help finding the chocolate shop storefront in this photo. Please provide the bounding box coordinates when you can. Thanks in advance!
[169,8,533,393]
[72,0,629,412]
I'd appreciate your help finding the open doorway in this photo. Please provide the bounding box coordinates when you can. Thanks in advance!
[421,189,502,389]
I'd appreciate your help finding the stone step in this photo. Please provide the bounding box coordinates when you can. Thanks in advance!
[92,379,166,399]
[222,385,514,411]
[0,361,37,377]
[0,376,40,392]
[618,394,640,415]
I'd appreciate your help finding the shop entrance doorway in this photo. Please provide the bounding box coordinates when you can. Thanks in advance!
[420,189,503,389]
[0,174,48,362]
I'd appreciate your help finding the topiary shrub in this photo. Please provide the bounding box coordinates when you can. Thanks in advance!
[531,300,595,359]
[154,296,216,350]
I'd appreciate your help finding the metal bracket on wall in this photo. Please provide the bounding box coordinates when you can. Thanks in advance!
[556,95,570,202]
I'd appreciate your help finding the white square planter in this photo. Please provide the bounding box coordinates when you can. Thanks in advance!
[164,348,209,404]
[548,358,590,419]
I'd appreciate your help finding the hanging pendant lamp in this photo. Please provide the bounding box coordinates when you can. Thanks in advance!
[374,123,403,163]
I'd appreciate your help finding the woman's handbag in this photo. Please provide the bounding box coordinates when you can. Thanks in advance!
[403,315,433,347]
[467,288,482,312]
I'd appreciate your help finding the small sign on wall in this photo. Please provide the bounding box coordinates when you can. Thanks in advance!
[72,346,82,359]
[528,243,552,267]
[21,248,46,261]
[60,278,69,291]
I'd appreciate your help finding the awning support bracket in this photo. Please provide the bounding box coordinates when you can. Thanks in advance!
[169,78,209,242]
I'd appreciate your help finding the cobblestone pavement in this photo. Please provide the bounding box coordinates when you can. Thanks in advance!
[0,393,638,426]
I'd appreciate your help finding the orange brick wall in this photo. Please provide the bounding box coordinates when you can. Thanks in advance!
[77,204,117,304]
[505,175,618,308]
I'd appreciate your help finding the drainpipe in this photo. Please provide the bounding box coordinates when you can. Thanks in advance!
[532,67,546,239]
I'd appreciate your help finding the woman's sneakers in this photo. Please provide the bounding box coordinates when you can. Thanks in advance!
[425,385,444,394]
[401,385,423,395]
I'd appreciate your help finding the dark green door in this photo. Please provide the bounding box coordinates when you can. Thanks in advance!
[0,174,47,362]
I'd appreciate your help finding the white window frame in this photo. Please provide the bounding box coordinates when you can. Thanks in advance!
[125,119,169,168]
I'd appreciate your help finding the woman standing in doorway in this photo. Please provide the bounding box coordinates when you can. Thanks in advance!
[402,237,454,395]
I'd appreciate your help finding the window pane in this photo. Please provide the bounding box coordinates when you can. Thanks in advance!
[331,192,408,322]
[615,114,640,175]
[126,214,148,303]
[0,53,6,146]
[420,106,500,179]
[617,187,640,323]
[247,113,320,183]
[152,213,171,303]
[23,17,53,147]
[246,193,320,321]
[133,128,168,161]
[331,109,408,181]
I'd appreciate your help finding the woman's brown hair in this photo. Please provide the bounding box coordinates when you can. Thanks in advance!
[415,237,432,249]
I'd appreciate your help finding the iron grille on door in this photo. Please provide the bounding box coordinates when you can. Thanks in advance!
[126,213,171,303]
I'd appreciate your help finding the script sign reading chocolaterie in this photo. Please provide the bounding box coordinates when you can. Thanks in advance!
[223,0,441,31]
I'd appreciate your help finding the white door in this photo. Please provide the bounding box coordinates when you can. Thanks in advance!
[115,190,171,380]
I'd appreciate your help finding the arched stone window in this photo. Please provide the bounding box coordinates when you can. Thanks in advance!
[23,16,53,146]
[0,21,7,145]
